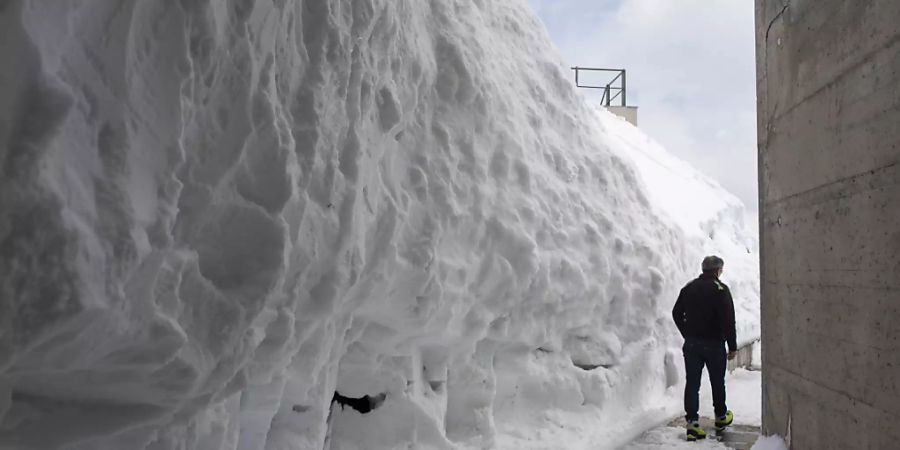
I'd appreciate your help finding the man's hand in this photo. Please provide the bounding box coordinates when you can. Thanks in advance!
[727,351,736,361]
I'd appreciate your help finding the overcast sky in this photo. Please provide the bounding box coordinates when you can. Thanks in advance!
[529,0,758,212]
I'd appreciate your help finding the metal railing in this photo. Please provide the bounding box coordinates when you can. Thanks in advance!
[571,67,627,107]
[728,339,760,372]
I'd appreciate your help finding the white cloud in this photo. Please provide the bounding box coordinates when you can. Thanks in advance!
[529,0,758,211]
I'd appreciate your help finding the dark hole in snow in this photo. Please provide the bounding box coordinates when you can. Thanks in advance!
[331,391,387,414]
[292,404,310,413]
[428,381,444,392]
[572,361,613,371]
[536,347,552,353]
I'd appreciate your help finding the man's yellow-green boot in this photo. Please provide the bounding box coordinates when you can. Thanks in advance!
[686,421,706,441]
[715,411,734,431]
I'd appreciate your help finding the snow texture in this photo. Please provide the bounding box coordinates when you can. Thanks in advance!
[596,110,760,346]
[0,0,758,449]
[750,435,789,450]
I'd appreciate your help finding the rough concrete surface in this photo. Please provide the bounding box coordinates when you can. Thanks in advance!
[607,105,639,126]
[756,0,900,448]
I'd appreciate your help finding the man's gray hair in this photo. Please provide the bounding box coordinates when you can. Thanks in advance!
[701,255,724,273]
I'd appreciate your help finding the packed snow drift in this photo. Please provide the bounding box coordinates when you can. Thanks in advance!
[596,110,760,346]
[0,0,758,449]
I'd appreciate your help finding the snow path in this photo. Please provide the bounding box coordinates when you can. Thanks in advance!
[623,369,761,450]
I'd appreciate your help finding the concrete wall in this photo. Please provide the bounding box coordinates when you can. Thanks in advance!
[756,1,900,448]
[607,105,638,126]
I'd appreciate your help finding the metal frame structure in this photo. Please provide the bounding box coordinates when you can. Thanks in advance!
[571,67,627,107]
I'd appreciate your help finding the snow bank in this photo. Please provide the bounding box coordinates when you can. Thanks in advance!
[0,0,757,449]
[596,110,760,346]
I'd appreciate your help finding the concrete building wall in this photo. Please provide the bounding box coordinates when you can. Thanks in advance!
[607,105,638,126]
[756,1,900,448]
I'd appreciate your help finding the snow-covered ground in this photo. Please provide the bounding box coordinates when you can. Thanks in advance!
[629,367,761,446]
[750,435,789,450]
[625,426,788,450]
[0,1,758,449]
[623,368,789,450]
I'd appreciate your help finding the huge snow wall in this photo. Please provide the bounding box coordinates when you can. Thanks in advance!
[0,0,758,449]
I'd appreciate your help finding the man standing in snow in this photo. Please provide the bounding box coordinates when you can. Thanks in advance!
[671,255,737,441]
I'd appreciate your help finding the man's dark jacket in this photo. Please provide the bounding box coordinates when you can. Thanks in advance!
[672,273,737,353]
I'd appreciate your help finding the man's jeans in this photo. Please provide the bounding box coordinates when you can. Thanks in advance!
[682,337,727,422]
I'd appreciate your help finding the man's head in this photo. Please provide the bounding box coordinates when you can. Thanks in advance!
[701,255,724,277]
